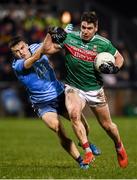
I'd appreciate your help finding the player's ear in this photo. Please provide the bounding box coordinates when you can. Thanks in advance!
[95,21,98,32]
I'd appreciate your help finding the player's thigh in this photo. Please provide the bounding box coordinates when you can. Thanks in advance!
[42,112,60,131]
[65,89,85,113]
[91,104,112,125]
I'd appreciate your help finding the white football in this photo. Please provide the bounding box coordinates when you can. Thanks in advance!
[94,52,115,72]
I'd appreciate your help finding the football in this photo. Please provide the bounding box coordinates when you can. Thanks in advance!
[94,52,115,72]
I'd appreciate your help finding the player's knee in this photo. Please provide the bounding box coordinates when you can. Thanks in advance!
[70,110,79,123]
[51,122,60,133]
[70,109,79,122]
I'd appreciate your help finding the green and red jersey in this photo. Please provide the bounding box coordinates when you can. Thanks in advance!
[61,32,117,91]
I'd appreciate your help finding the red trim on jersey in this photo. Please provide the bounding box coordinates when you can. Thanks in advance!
[64,44,97,62]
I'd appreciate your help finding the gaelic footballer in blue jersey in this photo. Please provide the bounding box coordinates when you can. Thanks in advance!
[8,35,89,169]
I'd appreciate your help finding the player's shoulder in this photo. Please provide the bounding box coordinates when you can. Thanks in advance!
[29,43,41,53]
[94,34,111,44]
[12,59,17,68]
[12,58,21,65]
[67,31,80,37]
[12,58,23,69]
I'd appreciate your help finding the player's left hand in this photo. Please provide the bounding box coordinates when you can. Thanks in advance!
[99,61,120,74]
[48,26,67,44]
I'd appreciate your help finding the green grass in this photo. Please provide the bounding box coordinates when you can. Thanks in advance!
[0,116,137,179]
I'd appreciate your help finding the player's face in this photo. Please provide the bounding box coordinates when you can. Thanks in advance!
[11,41,31,59]
[80,21,98,41]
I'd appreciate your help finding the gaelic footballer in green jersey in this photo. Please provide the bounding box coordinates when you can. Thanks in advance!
[42,11,128,168]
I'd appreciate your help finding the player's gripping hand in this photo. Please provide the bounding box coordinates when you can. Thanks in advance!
[99,61,120,74]
[48,26,67,44]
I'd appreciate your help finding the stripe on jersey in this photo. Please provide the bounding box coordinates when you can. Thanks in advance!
[95,34,110,44]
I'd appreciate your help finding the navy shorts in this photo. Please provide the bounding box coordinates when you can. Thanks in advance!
[32,92,68,117]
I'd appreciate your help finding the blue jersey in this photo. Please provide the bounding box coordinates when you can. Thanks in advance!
[12,43,64,104]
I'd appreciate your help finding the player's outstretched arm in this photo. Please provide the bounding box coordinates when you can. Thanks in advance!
[24,33,61,69]
[24,24,71,69]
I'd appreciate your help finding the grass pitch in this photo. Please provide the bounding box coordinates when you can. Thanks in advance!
[0,116,137,179]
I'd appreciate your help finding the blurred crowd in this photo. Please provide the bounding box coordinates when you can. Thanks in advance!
[0,3,137,116]
[0,6,137,84]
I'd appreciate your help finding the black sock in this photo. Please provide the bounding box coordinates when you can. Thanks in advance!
[76,156,83,164]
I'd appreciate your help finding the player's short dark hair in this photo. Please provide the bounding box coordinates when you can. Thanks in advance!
[8,35,26,48]
[81,11,98,26]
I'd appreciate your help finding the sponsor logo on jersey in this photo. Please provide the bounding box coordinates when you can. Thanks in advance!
[70,39,78,44]
[65,44,97,62]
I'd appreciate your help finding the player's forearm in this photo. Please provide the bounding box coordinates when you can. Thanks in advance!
[24,46,43,69]
[43,33,61,54]
[114,51,124,68]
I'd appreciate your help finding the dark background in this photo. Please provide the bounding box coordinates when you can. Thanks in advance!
[0,0,137,117]
[96,0,137,18]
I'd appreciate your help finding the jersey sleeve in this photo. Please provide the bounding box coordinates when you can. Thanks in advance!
[29,43,41,53]
[30,43,49,60]
[106,41,117,55]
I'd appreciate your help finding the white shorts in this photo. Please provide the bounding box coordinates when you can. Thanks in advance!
[65,84,107,107]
